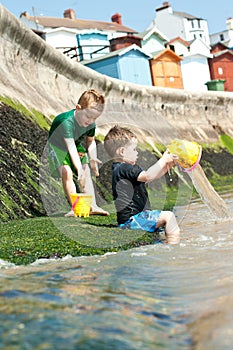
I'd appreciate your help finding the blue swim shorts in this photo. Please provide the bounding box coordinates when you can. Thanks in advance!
[119,210,161,233]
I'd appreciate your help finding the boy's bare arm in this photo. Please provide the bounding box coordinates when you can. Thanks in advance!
[64,138,83,178]
[137,151,177,183]
[86,136,102,176]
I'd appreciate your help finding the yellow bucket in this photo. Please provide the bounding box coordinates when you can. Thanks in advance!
[167,139,202,172]
[70,193,92,217]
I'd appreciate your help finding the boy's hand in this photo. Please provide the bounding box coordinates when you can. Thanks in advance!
[163,149,179,166]
[77,168,85,191]
[89,158,102,176]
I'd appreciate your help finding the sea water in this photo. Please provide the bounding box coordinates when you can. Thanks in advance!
[0,196,232,350]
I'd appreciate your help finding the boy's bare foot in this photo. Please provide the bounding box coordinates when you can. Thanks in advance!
[64,210,75,217]
[64,207,109,217]
[90,206,109,216]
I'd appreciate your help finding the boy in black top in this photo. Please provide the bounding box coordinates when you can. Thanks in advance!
[104,125,180,244]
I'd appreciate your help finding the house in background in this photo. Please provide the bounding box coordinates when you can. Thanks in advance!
[44,27,79,58]
[188,37,211,57]
[139,26,168,56]
[181,38,212,91]
[82,44,152,86]
[76,32,109,61]
[149,48,183,89]
[166,37,190,56]
[19,3,233,92]
[109,34,142,51]
[20,9,137,61]
[137,27,186,89]
[20,12,45,40]
[149,2,210,46]
[208,43,233,91]
[181,53,211,91]
[210,18,233,48]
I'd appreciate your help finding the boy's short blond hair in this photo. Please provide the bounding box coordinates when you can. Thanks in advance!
[78,89,105,112]
[104,125,137,158]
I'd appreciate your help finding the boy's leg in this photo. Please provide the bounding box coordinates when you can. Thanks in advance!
[59,164,109,216]
[82,164,109,216]
[59,165,76,216]
[156,211,180,244]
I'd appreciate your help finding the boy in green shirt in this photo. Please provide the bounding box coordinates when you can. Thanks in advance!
[48,89,109,217]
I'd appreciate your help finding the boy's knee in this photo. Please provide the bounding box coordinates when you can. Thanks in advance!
[60,165,73,180]
[168,211,176,221]
[160,210,175,222]
[83,164,91,176]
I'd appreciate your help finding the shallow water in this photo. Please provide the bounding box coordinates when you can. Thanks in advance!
[0,196,233,350]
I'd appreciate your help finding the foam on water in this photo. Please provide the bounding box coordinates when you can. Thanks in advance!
[0,259,16,269]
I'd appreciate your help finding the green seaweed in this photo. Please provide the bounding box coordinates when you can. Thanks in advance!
[0,215,161,265]
[0,96,52,130]
[220,134,233,155]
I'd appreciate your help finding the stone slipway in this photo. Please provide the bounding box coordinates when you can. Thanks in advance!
[0,4,233,144]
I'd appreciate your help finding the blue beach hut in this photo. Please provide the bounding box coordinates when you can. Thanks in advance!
[81,44,152,86]
[76,32,110,61]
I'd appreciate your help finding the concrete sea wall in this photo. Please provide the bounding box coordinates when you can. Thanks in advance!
[0,4,233,144]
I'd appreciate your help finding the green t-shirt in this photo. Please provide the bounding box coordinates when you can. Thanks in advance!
[48,109,96,151]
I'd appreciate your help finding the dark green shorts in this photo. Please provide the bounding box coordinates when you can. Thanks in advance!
[48,143,89,178]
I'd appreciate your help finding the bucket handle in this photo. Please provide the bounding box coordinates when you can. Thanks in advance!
[72,196,80,211]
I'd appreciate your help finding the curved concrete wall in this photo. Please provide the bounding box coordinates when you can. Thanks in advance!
[0,4,233,143]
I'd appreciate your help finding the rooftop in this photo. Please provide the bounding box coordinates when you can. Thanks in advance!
[20,10,137,34]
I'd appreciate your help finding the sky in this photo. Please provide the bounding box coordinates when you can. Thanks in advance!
[0,0,232,35]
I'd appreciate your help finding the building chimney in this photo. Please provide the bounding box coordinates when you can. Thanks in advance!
[156,2,172,13]
[111,13,122,25]
[63,9,76,20]
[226,17,233,30]
[20,11,30,18]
